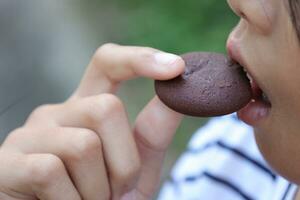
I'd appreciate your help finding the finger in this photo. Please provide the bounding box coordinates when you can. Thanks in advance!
[0,153,37,200]
[0,192,37,200]
[0,152,81,200]
[26,154,81,200]
[71,43,185,98]
[131,96,183,198]
[4,127,110,200]
[33,94,141,199]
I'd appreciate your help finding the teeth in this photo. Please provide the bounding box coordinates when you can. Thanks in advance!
[242,67,271,105]
[241,67,253,83]
[246,72,253,83]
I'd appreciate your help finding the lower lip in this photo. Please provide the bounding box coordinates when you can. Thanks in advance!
[237,99,271,126]
[237,72,272,126]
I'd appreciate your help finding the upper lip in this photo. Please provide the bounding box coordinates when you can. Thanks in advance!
[226,37,256,83]
[226,37,262,99]
[226,37,247,71]
[226,37,272,104]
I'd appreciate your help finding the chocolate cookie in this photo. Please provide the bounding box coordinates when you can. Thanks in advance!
[155,52,252,117]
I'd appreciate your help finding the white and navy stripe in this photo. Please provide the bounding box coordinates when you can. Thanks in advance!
[158,114,297,200]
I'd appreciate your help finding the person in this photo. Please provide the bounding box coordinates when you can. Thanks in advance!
[0,0,299,199]
[158,114,298,200]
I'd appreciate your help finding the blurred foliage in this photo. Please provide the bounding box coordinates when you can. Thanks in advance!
[77,0,238,53]
[0,1,239,197]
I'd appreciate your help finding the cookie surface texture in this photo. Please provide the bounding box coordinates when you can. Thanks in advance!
[155,52,252,117]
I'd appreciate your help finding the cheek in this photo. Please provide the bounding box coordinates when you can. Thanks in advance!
[251,42,300,184]
[240,0,300,184]
[267,24,300,115]
[258,0,280,30]
[242,14,300,111]
[246,0,280,35]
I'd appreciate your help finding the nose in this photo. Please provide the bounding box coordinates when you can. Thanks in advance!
[227,0,246,19]
[227,0,272,35]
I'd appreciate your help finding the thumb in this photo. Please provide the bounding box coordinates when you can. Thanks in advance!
[132,96,183,198]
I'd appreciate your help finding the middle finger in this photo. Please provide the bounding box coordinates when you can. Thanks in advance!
[32,94,142,198]
[4,127,109,200]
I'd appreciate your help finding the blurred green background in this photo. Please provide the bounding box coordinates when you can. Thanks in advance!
[0,0,238,197]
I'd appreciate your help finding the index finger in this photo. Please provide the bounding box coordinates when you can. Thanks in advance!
[71,43,185,98]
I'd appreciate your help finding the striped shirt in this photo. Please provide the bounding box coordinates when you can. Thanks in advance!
[158,114,298,200]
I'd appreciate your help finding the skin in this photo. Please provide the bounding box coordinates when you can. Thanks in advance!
[227,0,300,185]
[0,44,185,200]
[0,0,299,199]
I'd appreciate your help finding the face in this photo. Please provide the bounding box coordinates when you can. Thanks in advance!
[226,0,300,184]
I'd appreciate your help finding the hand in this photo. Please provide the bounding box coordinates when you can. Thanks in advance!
[0,43,185,200]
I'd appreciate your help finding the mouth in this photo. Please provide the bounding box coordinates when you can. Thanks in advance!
[242,65,271,106]
[227,41,271,126]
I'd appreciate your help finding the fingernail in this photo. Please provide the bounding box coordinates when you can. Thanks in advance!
[154,52,181,66]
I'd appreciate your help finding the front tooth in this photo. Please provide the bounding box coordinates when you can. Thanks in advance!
[246,72,253,83]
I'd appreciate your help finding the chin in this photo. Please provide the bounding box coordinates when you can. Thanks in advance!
[254,125,300,185]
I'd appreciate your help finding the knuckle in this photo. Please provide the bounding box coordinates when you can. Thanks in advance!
[69,129,102,161]
[2,127,52,150]
[113,159,141,185]
[5,128,24,141]
[26,154,64,189]
[97,93,124,113]
[86,94,124,121]
[94,43,117,61]
[28,104,56,120]
[100,43,117,50]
